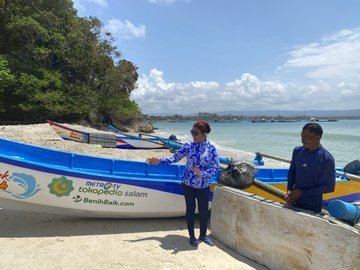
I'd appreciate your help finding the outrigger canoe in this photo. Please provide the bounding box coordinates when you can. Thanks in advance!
[48,120,168,150]
[49,120,234,165]
[0,138,359,218]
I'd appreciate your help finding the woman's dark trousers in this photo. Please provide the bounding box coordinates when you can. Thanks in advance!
[182,184,210,238]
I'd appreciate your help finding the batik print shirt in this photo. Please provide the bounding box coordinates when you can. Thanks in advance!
[160,140,220,188]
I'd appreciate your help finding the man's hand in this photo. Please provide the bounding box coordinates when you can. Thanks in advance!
[285,189,302,205]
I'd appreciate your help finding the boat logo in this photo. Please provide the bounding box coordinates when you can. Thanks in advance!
[104,182,113,190]
[0,170,10,191]
[85,181,121,189]
[48,176,74,197]
[302,163,307,168]
[1,170,41,199]
[73,195,82,203]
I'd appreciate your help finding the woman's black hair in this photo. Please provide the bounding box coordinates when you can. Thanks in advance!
[193,120,211,134]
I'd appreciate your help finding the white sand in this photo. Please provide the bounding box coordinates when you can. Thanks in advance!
[0,123,279,270]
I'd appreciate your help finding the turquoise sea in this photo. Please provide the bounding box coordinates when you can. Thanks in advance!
[152,120,360,167]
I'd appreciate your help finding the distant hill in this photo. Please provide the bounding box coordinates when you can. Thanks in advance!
[216,109,360,117]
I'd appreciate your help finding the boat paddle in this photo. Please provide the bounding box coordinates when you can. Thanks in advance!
[138,132,166,139]
[107,125,233,164]
[138,131,235,165]
[106,124,168,147]
[256,152,360,183]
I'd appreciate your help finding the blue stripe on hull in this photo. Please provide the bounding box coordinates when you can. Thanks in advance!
[0,156,187,196]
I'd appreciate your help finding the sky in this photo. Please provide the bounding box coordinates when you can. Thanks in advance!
[73,0,360,115]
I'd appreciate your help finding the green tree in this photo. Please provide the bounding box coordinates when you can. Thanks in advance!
[0,55,15,112]
[0,0,142,123]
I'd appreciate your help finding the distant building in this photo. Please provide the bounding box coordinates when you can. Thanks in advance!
[198,112,217,119]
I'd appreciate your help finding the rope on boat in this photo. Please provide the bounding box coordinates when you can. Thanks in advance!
[106,124,166,147]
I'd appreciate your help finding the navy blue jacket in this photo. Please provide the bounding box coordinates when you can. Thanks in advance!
[287,145,335,213]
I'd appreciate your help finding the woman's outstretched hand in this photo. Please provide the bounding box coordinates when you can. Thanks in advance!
[146,157,161,165]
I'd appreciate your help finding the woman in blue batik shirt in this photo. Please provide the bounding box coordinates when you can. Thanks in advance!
[146,120,219,247]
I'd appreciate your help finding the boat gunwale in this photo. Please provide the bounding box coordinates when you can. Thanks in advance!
[49,120,164,142]
[48,120,89,135]
[0,138,356,186]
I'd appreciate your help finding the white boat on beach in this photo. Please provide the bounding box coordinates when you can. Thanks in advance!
[47,120,168,150]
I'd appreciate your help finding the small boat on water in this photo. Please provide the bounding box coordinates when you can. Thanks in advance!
[0,138,359,218]
[48,120,168,150]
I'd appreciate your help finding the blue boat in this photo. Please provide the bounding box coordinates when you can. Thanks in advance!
[0,138,358,218]
[0,137,222,218]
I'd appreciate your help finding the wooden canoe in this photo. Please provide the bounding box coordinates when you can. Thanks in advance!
[48,120,168,150]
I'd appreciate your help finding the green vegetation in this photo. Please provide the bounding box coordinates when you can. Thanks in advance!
[0,0,142,123]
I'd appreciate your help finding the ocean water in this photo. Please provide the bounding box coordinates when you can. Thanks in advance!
[152,120,360,167]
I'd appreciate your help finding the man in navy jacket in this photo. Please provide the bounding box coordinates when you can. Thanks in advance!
[286,123,336,213]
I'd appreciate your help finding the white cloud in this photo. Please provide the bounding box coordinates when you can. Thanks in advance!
[131,28,360,115]
[282,28,360,82]
[104,19,146,40]
[131,70,290,114]
[131,69,220,114]
[132,67,360,115]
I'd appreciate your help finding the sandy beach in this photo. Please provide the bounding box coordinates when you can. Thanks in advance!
[0,123,280,270]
